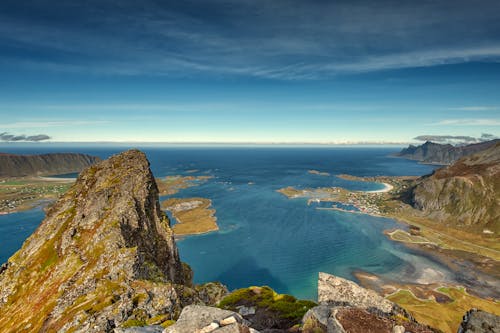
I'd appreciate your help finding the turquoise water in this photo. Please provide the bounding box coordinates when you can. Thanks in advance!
[1,146,453,299]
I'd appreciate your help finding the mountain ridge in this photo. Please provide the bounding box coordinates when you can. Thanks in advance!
[395,139,500,165]
[0,152,101,177]
[408,142,500,232]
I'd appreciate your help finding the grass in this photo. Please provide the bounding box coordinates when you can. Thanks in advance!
[218,286,316,323]
[388,287,500,333]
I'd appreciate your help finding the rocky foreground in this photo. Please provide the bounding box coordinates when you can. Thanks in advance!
[0,149,498,332]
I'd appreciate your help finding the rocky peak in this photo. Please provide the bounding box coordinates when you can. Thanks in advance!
[0,149,191,332]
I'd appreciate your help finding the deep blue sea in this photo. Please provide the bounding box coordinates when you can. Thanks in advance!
[0,145,453,299]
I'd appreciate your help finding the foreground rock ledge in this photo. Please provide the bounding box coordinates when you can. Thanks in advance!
[0,149,208,332]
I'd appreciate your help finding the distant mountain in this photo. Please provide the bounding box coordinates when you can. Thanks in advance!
[409,142,500,232]
[0,152,101,177]
[395,139,500,165]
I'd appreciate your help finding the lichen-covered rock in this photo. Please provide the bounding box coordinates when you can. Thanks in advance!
[311,273,436,333]
[114,326,164,333]
[318,272,394,314]
[0,150,195,332]
[163,305,255,333]
[458,309,500,333]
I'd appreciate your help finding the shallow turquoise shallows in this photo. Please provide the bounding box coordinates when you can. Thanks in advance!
[1,146,452,299]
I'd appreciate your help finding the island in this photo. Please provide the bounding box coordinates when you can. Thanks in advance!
[162,197,219,236]
[308,169,330,176]
[156,175,213,196]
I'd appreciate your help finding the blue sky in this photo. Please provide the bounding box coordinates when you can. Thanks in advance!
[1,0,499,143]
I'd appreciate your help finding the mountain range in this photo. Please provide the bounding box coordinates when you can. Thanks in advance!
[395,139,500,165]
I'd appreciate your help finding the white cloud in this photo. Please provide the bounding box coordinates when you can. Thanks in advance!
[448,106,499,111]
[433,119,500,126]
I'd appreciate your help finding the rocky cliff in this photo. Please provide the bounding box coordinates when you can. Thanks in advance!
[395,139,499,165]
[409,142,500,232]
[302,273,435,333]
[0,152,101,177]
[0,150,213,332]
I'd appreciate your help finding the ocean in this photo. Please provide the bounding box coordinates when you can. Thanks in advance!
[0,145,451,299]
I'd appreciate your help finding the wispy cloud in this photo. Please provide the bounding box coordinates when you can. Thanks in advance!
[448,106,499,112]
[433,119,500,126]
[1,0,500,80]
[413,134,498,144]
[2,121,110,129]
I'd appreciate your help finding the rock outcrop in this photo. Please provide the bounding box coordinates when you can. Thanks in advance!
[409,142,500,232]
[395,139,499,165]
[0,150,211,332]
[164,305,258,333]
[317,272,394,314]
[458,309,500,333]
[0,152,101,177]
[303,273,435,333]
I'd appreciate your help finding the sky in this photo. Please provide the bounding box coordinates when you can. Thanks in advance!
[1,0,500,144]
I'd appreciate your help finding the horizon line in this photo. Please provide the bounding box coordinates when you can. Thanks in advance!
[0,140,413,146]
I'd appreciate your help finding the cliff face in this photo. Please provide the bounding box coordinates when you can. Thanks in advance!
[0,152,101,177]
[395,139,499,165]
[410,142,500,232]
[0,150,193,332]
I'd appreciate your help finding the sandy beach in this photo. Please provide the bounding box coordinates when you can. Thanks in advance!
[364,182,394,193]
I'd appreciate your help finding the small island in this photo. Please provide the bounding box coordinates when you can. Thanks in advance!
[308,169,330,176]
[162,197,219,236]
[156,175,213,195]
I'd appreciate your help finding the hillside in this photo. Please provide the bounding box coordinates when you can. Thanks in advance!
[0,150,221,332]
[409,142,500,233]
[0,152,101,177]
[395,139,499,165]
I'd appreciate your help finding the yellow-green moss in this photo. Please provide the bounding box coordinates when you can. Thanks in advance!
[218,286,316,322]
[121,319,146,328]
[160,320,176,328]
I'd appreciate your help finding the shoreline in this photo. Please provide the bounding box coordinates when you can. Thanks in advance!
[362,182,393,193]
[37,176,76,183]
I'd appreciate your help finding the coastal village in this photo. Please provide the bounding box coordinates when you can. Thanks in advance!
[278,173,414,217]
[0,178,72,213]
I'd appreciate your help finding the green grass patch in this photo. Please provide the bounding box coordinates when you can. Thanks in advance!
[219,286,316,322]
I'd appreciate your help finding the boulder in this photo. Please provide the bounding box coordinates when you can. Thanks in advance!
[458,309,500,333]
[318,272,394,314]
[164,305,258,333]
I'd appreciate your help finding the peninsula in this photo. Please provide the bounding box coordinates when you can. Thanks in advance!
[162,197,219,236]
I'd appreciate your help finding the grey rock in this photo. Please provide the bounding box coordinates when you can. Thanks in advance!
[216,323,252,332]
[164,305,243,333]
[392,325,405,333]
[237,305,256,316]
[302,304,331,327]
[114,326,164,333]
[459,309,500,333]
[318,272,394,314]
